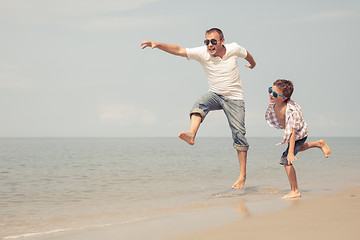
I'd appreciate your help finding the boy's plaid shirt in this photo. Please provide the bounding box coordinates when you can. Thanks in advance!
[265,99,308,144]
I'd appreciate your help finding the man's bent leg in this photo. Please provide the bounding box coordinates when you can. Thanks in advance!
[178,113,202,145]
[232,150,247,190]
[180,92,222,145]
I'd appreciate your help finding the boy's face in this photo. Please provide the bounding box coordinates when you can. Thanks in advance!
[269,85,287,103]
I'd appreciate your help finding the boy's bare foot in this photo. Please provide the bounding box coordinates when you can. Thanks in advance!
[232,176,246,190]
[178,132,195,145]
[319,139,331,158]
[281,190,301,199]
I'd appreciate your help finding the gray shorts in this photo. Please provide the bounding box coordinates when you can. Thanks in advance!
[190,91,249,151]
[280,137,307,165]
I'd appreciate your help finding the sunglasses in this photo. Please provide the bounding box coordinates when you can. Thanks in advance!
[268,87,287,98]
[204,39,221,45]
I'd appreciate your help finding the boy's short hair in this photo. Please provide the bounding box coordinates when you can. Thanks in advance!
[205,28,224,40]
[273,79,293,102]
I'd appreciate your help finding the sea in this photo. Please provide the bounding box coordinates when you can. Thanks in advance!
[1,137,360,240]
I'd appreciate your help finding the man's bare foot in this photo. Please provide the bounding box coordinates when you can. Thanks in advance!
[281,190,301,199]
[319,139,331,158]
[232,176,246,190]
[178,131,195,145]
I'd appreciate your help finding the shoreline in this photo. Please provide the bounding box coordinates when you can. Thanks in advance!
[18,184,360,240]
[167,185,360,240]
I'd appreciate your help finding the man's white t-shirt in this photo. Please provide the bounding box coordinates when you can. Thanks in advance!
[186,42,247,100]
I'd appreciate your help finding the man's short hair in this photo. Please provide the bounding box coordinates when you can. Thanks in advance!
[273,79,294,102]
[205,28,224,40]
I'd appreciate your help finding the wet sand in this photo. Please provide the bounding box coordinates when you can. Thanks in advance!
[23,185,360,240]
[167,185,360,240]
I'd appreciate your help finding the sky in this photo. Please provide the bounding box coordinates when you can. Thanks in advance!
[0,0,359,138]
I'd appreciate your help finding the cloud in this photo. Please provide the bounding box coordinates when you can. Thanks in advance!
[295,10,360,23]
[69,15,188,32]
[0,0,160,16]
[0,0,189,32]
[0,0,160,27]
[0,64,33,89]
[100,104,157,126]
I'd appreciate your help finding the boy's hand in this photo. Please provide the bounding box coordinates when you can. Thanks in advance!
[287,153,297,165]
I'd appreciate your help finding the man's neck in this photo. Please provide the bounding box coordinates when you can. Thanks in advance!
[214,45,226,59]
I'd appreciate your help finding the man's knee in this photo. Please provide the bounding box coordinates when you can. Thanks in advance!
[233,143,249,151]
[189,109,206,122]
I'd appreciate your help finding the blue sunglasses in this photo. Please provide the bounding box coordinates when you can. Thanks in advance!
[268,87,287,98]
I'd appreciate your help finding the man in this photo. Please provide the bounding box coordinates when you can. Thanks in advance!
[140,28,256,190]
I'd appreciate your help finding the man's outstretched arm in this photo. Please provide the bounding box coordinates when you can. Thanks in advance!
[140,41,187,57]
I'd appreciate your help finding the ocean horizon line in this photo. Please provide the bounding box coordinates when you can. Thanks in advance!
[0,136,358,139]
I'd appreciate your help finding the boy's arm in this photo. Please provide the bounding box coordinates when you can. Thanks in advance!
[287,128,297,165]
[245,51,256,69]
[140,41,187,57]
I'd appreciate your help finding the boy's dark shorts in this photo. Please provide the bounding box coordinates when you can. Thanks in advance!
[280,137,307,166]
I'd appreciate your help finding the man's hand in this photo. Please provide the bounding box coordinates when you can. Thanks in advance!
[140,41,157,49]
[245,63,255,69]
[140,41,187,57]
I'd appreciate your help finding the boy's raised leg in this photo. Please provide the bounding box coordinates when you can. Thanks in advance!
[299,139,331,158]
[178,113,202,145]
[232,150,247,190]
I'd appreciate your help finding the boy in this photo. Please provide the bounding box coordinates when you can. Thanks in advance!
[265,79,331,199]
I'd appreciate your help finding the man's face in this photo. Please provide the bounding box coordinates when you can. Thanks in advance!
[205,32,224,57]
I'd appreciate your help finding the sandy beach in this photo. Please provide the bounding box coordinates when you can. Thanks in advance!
[23,185,360,240]
[168,185,360,240]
